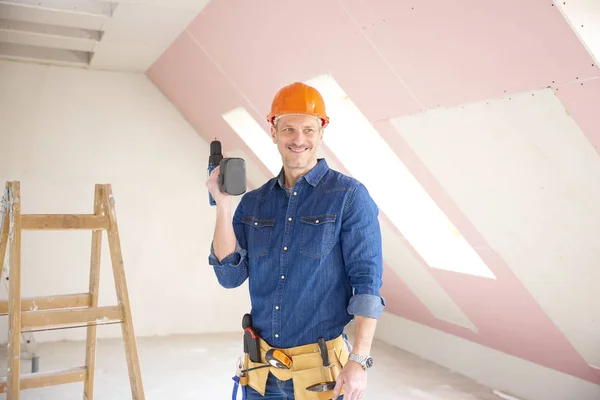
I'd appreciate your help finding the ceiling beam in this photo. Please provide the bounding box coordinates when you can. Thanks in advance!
[0,19,100,51]
[1,0,116,17]
[0,1,113,30]
[0,42,90,66]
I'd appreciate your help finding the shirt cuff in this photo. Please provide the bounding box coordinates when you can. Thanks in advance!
[347,294,386,319]
[208,241,245,268]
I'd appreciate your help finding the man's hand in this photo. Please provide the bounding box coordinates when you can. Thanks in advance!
[206,165,237,262]
[206,166,229,205]
[330,316,377,399]
[331,360,366,400]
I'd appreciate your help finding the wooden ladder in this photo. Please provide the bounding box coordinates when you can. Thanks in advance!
[0,181,145,399]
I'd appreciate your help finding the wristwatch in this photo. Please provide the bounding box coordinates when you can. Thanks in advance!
[348,353,374,370]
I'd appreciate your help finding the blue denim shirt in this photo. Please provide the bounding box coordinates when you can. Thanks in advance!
[209,159,385,348]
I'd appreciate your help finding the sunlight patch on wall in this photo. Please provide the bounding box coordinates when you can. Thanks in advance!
[305,74,496,279]
[379,220,478,331]
[222,107,281,176]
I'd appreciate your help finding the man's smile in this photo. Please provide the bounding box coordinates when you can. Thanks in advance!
[289,147,308,154]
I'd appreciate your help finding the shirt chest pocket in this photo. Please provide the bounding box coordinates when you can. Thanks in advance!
[242,216,275,258]
[300,214,337,258]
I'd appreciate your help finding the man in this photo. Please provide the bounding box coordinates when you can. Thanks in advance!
[206,82,385,400]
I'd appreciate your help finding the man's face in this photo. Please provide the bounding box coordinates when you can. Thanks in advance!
[271,114,323,171]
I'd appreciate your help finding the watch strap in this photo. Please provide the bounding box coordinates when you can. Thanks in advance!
[348,353,373,370]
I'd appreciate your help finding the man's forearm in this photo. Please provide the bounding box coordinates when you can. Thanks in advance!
[351,316,378,355]
[212,198,237,262]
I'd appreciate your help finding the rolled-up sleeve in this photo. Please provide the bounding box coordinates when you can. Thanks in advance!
[208,200,249,289]
[341,183,386,319]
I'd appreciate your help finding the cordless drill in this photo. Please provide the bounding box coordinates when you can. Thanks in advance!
[207,139,247,206]
[208,139,223,206]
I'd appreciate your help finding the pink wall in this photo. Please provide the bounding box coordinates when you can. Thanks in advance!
[147,0,600,385]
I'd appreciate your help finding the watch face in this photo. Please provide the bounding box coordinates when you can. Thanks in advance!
[365,357,374,368]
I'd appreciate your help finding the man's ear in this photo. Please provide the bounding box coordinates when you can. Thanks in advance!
[270,125,277,144]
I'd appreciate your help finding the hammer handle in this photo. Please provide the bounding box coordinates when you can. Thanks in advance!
[317,337,330,367]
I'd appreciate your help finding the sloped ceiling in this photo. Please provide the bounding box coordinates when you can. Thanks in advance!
[145,0,600,386]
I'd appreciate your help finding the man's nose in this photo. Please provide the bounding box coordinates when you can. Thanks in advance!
[290,130,304,144]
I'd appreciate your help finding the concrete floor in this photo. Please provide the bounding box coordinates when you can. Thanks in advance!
[0,332,502,399]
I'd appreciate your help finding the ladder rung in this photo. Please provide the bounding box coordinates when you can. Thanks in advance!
[0,293,91,315]
[21,214,109,230]
[21,306,123,331]
[0,366,87,393]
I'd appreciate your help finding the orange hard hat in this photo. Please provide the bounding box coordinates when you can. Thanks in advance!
[266,82,329,128]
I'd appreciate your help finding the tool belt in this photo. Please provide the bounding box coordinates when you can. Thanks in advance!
[240,334,349,399]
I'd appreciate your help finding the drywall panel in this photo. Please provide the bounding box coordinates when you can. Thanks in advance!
[554,77,600,154]
[183,0,421,123]
[390,87,600,369]
[554,0,600,65]
[339,0,598,108]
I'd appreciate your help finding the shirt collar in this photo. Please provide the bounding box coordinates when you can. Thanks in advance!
[272,158,329,190]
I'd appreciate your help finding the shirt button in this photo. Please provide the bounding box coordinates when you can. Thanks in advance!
[288,217,292,222]
[275,306,279,310]
[275,334,279,338]
[281,275,285,279]
[293,192,297,196]
[283,246,288,251]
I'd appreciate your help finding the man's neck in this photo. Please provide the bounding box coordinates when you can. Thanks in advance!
[283,160,317,188]
[283,170,304,189]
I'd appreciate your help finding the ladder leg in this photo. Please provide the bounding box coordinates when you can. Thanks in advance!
[102,185,145,400]
[7,182,22,400]
[84,185,104,400]
[0,191,8,277]
[2,199,38,374]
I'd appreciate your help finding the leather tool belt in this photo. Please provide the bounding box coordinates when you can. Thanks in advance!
[239,334,349,399]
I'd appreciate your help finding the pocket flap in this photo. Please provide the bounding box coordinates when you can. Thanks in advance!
[291,351,323,371]
[242,216,275,228]
[290,351,344,400]
[291,348,342,371]
[300,214,336,226]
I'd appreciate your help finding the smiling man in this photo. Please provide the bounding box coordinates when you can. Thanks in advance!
[207,82,385,400]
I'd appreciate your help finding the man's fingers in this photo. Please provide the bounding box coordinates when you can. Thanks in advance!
[331,375,344,399]
[351,388,363,400]
[346,380,365,400]
[340,383,354,400]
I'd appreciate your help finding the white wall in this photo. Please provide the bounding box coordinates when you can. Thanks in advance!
[0,60,250,343]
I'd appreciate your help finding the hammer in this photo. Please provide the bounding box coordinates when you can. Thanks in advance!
[306,337,337,393]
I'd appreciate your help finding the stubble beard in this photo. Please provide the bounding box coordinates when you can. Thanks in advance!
[284,149,316,170]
